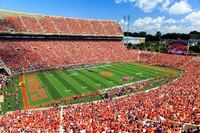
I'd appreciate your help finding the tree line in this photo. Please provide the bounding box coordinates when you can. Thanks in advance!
[124,31,200,55]
[124,31,200,42]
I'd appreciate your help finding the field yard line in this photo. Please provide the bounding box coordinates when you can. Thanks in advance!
[50,75,73,97]
[59,72,90,93]
[78,71,111,87]
[91,68,119,85]
[65,64,111,71]
[71,72,101,89]
[64,70,98,90]
[51,72,81,95]
[119,64,164,77]
[46,76,66,98]
[125,63,166,74]
[99,78,153,93]
[110,65,146,80]
[36,74,54,101]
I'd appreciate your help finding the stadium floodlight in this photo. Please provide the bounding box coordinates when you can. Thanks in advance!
[127,15,130,34]
[123,15,126,32]
[123,15,131,44]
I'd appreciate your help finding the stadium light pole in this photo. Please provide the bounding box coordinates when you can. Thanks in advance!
[124,15,130,44]
[123,16,126,32]
[127,15,130,37]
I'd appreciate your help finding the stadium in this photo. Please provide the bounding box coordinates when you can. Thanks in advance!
[0,9,199,132]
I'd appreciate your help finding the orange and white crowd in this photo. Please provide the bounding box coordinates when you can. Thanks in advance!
[0,14,122,36]
[0,40,133,74]
[0,55,199,132]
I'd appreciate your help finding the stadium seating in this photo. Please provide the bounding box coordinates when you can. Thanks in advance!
[20,16,43,33]
[0,10,199,132]
[0,10,123,36]
[146,53,193,69]
[139,51,155,62]
[0,57,199,132]
[0,40,132,74]
[37,16,58,33]
[0,107,60,132]
[0,16,27,33]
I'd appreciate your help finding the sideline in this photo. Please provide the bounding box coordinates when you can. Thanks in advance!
[19,75,30,109]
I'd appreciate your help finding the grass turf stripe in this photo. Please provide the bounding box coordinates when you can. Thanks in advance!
[121,63,166,75]
[108,65,148,80]
[53,71,90,93]
[64,71,100,89]
[50,71,82,95]
[37,73,62,100]
[113,64,162,77]
[77,70,110,88]
[64,71,97,92]
[89,70,119,85]
[44,73,71,98]
[35,74,54,101]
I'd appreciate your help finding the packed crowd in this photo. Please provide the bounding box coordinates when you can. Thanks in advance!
[139,51,155,62]
[0,55,199,132]
[168,42,188,55]
[0,39,194,75]
[147,53,193,69]
[0,40,132,74]
[0,11,122,36]
[0,107,60,132]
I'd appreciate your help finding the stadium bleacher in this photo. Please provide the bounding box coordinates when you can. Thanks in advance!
[0,40,131,74]
[0,56,199,132]
[0,10,123,36]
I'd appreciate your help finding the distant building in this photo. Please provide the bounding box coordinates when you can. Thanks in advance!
[123,36,145,44]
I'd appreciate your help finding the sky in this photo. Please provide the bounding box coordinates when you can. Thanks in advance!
[0,0,200,35]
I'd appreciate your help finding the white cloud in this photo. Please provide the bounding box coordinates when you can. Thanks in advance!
[165,18,177,23]
[115,0,195,15]
[168,0,192,15]
[132,16,165,33]
[133,16,165,27]
[161,0,170,11]
[115,0,164,12]
[133,0,163,12]
[115,0,128,4]
[129,16,200,34]
[183,10,200,26]
[161,25,199,33]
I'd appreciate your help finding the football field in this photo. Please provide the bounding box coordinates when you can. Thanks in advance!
[18,62,177,108]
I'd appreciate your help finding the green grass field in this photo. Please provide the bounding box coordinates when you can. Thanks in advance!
[22,62,177,107]
[0,62,178,113]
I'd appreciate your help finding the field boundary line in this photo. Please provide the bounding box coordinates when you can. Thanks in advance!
[19,75,30,109]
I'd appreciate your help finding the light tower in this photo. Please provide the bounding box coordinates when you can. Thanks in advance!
[123,15,131,44]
